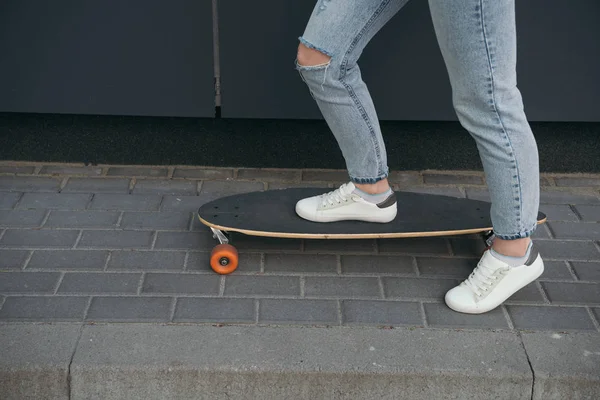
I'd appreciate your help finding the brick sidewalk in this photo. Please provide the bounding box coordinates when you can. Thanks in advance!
[0,162,599,332]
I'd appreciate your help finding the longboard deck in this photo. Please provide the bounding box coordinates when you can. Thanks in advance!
[198,188,547,239]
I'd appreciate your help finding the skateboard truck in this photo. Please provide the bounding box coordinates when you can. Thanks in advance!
[211,227,229,244]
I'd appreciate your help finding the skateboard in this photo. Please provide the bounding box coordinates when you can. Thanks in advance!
[197,188,547,274]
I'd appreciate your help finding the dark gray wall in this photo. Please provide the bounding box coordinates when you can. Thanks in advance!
[220,0,600,121]
[0,1,598,121]
[0,0,214,117]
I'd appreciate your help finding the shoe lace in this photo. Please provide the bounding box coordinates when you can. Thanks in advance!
[320,183,354,207]
[463,260,508,297]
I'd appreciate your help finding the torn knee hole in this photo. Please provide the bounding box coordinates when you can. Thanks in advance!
[297,43,331,67]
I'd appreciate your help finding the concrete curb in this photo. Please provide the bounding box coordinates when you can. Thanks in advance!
[1,323,599,400]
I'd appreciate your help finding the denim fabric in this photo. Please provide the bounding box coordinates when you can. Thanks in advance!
[296,0,540,239]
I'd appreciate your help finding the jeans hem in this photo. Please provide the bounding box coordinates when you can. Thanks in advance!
[494,226,537,240]
[349,174,389,184]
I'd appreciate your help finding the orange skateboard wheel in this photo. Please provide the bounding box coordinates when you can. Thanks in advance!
[210,244,239,274]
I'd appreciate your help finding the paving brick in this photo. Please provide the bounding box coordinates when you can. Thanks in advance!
[172,168,233,180]
[304,277,381,298]
[259,299,338,324]
[89,194,161,211]
[40,165,103,176]
[504,283,546,304]
[0,176,61,192]
[304,239,376,254]
[57,272,141,294]
[17,193,91,210]
[86,297,172,322]
[0,296,88,321]
[540,205,579,222]
[383,277,457,300]
[302,170,349,182]
[424,303,509,328]
[507,306,596,331]
[548,222,600,240]
[237,168,301,182]
[107,167,169,177]
[132,179,197,195]
[554,176,600,187]
[532,226,552,239]
[264,254,337,273]
[0,250,29,269]
[539,261,575,281]
[186,252,262,273]
[231,235,302,252]
[403,186,464,198]
[534,240,600,261]
[540,190,600,205]
[570,262,600,281]
[78,230,154,249]
[142,273,220,295]
[0,210,45,227]
[464,188,490,201]
[341,255,415,275]
[60,177,125,194]
[417,257,478,278]
[574,205,600,222]
[0,166,36,174]
[449,238,487,257]
[387,171,422,186]
[154,231,213,250]
[224,276,300,297]
[0,272,60,293]
[268,182,330,190]
[342,300,422,326]
[108,251,185,271]
[0,229,79,248]
[542,282,600,305]
[27,250,108,270]
[45,211,119,228]
[62,178,130,193]
[175,298,255,323]
[161,195,203,212]
[120,212,191,230]
[423,173,484,185]
[0,192,21,209]
[378,237,450,255]
[199,180,264,203]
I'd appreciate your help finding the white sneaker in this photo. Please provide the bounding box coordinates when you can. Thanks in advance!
[295,182,397,223]
[445,245,544,314]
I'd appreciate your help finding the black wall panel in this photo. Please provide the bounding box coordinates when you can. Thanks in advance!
[0,1,214,117]
[220,0,600,121]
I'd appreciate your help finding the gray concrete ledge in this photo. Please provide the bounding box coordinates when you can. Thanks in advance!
[1,324,599,400]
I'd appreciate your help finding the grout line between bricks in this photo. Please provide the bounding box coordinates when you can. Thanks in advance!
[501,305,515,330]
[187,212,194,231]
[254,299,260,324]
[128,178,136,194]
[197,180,203,197]
[299,276,305,297]
[0,229,5,242]
[183,252,190,272]
[167,167,175,179]
[586,307,600,332]
[412,257,420,277]
[40,209,52,228]
[536,281,551,304]
[260,253,265,273]
[419,302,428,327]
[11,192,26,209]
[337,300,343,325]
[72,230,84,249]
[568,204,583,221]
[82,296,93,321]
[103,251,112,271]
[85,193,95,210]
[53,272,66,294]
[0,296,5,312]
[150,231,159,250]
[218,276,226,296]
[58,177,68,192]
[21,250,35,271]
[336,255,342,274]
[377,277,385,299]
[32,165,42,175]
[169,297,177,322]
[137,273,145,295]
[115,211,124,227]
[565,261,580,280]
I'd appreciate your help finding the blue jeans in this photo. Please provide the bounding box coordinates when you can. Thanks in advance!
[296,0,540,240]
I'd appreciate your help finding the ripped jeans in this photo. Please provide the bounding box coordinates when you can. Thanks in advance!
[296,0,540,240]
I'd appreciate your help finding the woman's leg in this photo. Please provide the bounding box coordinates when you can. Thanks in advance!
[295,0,409,223]
[428,0,544,313]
